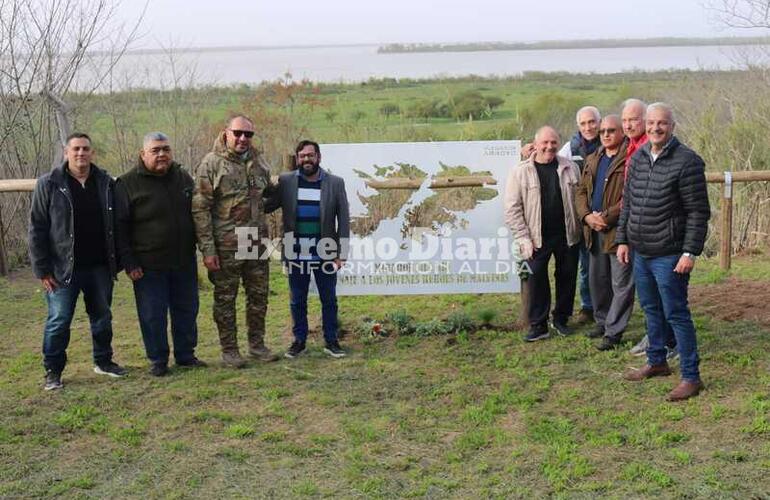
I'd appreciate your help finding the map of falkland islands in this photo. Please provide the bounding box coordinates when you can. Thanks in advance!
[319,140,520,295]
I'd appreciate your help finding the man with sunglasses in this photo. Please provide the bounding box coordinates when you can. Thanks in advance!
[575,115,635,351]
[192,115,279,368]
[116,132,204,376]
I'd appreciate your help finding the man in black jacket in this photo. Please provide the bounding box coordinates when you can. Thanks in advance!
[115,132,204,376]
[616,103,711,401]
[29,133,127,391]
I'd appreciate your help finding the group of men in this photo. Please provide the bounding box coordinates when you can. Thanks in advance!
[30,115,350,390]
[505,99,711,401]
[30,101,710,402]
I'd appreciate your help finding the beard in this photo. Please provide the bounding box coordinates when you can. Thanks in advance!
[300,161,320,177]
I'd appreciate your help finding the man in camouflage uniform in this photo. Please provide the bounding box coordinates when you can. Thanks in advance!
[192,115,279,367]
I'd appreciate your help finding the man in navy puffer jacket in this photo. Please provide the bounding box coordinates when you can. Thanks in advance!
[616,102,711,402]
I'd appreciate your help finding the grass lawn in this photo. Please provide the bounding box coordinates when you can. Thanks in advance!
[1,253,769,498]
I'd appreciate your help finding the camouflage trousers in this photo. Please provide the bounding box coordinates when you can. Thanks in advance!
[208,250,269,353]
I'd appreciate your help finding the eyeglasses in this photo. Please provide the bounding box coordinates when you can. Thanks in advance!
[228,129,254,139]
[599,128,617,135]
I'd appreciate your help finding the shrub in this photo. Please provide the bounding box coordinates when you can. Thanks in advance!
[379,102,400,117]
[385,309,415,336]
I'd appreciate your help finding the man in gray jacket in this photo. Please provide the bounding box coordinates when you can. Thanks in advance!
[265,140,350,359]
[504,126,582,341]
[29,133,127,391]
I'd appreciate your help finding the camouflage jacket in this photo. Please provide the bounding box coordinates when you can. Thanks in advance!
[191,132,274,256]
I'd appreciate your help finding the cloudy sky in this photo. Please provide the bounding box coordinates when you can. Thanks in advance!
[113,0,756,49]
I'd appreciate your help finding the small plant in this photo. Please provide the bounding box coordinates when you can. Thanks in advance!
[477,308,498,328]
[354,316,387,339]
[385,309,416,336]
[224,424,255,439]
[445,310,476,334]
[414,319,450,336]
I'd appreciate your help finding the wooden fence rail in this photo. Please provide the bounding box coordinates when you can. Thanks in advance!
[1,171,769,276]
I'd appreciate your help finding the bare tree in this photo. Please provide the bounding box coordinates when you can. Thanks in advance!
[707,0,770,29]
[0,0,142,272]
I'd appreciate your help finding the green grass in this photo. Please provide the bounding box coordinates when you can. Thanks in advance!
[1,254,770,497]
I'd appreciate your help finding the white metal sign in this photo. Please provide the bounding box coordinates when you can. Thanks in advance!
[320,141,521,296]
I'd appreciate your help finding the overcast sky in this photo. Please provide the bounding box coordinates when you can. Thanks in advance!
[114,0,754,49]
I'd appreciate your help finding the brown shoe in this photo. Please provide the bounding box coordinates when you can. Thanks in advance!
[249,346,280,363]
[221,350,247,368]
[623,363,672,381]
[574,309,594,326]
[667,380,704,401]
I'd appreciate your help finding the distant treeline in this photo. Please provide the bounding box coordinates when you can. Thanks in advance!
[378,37,770,54]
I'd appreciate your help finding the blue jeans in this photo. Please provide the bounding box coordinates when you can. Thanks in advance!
[287,261,338,344]
[578,243,593,311]
[634,253,700,381]
[42,265,114,373]
[133,261,199,364]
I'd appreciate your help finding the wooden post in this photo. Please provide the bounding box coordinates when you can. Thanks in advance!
[0,205,7,276]
[720,171,733,271]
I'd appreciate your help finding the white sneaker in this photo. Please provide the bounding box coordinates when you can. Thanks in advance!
[629,336,649,356]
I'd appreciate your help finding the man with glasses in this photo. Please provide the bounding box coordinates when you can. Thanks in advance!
[575,115,635,351]
[192,115,279,367]
[116,132,204,376]
[265,140,350,359]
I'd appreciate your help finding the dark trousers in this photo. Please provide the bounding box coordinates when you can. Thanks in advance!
[133,261,199,364]
[287,260,339,344]
[42,265,114,373]
[526,237,579,328]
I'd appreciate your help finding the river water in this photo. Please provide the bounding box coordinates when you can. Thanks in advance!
[96,43,760,89]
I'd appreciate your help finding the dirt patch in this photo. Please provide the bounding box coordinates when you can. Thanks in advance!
[690,277,770,328]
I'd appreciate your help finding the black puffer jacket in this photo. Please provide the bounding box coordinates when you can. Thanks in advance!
[616,137,710,256]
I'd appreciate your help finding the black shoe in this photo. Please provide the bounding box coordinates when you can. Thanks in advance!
[94,361,127,378]
[323,341,346,358]
[525,326,550,342]
[285,341,306,359]
[597,336,621,351]
[550,320,573,336]
[176,357,207,368]
[149,363,169,377]
[587,324,604,338]
[44,370,63,391]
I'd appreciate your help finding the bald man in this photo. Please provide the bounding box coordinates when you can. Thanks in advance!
[505,126,582,342]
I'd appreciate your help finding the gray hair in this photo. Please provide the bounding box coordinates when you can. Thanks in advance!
[143,132,169,147]
[621,98,647,118]
[601,114,621,126]
[575,106,600,125]
[646,102,675,124]
[534,125,560,142]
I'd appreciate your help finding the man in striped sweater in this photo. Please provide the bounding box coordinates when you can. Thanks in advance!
[266,140,350,358]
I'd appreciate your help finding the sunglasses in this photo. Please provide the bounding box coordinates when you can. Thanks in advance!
[599,128,618,135]
[228,129,254,139]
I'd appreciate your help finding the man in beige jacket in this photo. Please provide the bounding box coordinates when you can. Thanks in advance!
[505,126,582,341]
